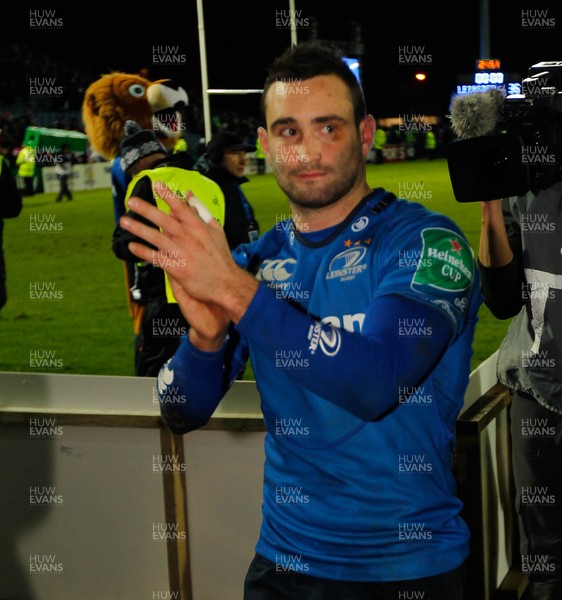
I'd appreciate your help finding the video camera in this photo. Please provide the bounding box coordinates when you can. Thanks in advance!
[446,61,562,202]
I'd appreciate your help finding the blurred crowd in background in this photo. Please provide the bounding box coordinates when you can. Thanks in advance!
[0,39,454,174]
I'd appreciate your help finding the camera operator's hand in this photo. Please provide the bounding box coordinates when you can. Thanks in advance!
[479,199,514,268]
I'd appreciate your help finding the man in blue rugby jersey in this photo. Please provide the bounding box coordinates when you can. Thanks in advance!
[119,42,481,600]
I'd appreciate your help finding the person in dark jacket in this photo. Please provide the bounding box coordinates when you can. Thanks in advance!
[194,131,259,249]
[112,121,224,376]
[0,153,23,311]
[54,144,74,202]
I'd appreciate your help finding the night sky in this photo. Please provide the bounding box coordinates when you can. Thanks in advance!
[4,1,561,120]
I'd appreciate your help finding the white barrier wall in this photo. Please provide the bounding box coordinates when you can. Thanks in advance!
[0,373,263,600]
[0,424,170,599]
[39,154,270,194]
[40,163,113,193]
[0,355,516,600]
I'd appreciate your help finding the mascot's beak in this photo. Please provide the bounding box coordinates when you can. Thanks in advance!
[147,80,189,138]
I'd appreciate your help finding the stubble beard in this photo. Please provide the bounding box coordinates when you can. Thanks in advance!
[272,142,365,210]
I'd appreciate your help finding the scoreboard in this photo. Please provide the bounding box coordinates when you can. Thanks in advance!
[455,59,522,95]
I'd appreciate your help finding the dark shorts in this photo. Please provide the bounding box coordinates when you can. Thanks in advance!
[243,554,464,600]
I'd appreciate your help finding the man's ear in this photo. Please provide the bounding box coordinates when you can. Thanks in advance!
[360,115,376,158]
[257,126,271,163]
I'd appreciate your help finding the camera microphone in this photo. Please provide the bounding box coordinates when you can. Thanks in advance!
[448,88,506,139]
[446,61,562,202]
[446,88,527,202]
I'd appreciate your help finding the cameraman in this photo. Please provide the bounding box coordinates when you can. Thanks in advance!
[478,184,562,600]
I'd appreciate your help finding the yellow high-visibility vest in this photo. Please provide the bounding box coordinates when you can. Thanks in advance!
[125,166,225,303]
[425,131,436,149]
[173,138,188,153]
[16,146,36,177]
[373,128,387,150]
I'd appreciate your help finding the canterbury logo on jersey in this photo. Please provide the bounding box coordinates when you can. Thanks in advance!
[351,216,369,232]
[257,258,297,282]
[325,247,367,281]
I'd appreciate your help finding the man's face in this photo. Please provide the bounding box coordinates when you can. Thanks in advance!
[259,74,372,210]
[221,150,247,178]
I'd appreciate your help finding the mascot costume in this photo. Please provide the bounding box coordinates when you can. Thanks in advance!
[81,72,189,354]
[82,72,188,222]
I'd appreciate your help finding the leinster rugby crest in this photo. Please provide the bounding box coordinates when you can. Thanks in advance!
[325,246,368,282]
[411,228,474,292]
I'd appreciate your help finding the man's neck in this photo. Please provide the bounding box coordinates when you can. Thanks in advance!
[289,183,372,232]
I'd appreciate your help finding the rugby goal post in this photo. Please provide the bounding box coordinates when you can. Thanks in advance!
[196,0,298,142]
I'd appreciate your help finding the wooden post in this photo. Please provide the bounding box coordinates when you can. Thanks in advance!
[456,383,528,600]
[160,427,192,600]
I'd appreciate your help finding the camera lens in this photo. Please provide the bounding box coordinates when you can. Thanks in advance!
[447,133,530,202]
[471,142,512,182]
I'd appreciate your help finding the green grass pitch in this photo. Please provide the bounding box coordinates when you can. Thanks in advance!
[0,157,510,377]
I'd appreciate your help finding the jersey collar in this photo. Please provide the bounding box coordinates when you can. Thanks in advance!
[293,187,394,248]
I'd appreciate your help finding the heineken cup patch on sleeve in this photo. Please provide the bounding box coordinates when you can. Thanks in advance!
[411,228,474,292]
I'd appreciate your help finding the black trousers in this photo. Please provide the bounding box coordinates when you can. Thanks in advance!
[510,390,562,600]
[135,299,188,377]
[56,174,72,201]
[243,554,464,600]
[22,176,34,196]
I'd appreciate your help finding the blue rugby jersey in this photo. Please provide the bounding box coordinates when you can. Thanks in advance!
[158,188,482,581]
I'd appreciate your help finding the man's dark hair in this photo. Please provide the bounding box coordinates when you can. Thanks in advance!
[261,41,367,127]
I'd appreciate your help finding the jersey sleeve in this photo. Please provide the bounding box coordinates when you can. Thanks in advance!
[230,227,285,274]
[111,158,130,224]
[157,327,249,434]
[235,284,453,422]
[374,209,478,337]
